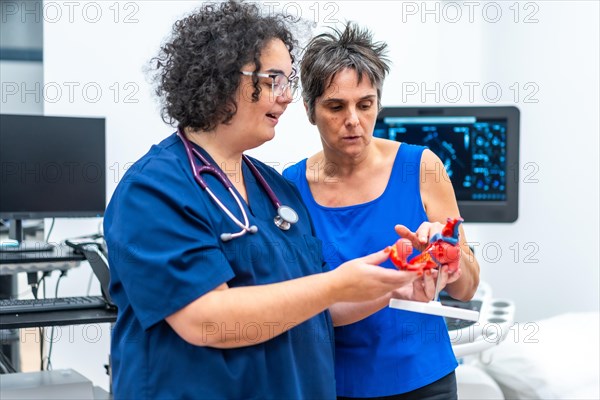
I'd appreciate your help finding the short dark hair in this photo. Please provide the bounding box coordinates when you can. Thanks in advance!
[150,0,297,131]
[300,22,390,123]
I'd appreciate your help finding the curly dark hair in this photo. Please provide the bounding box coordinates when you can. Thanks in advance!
[151,0,298,131]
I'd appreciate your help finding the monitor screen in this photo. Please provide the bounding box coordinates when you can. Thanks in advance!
[0,114,106,219]
[375,106,519,222]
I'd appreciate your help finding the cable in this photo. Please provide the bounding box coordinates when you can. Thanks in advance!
[0,351,17,374]
[43,271,67,371]
[86,271,94,296]
[34,272,50,300]
[17,286,34,298]
[44,218,55,243]
[38,327,44,370]
[64,236,106,261]
[28,273,39,300]
[36,271,50,370]
[64,239,104,296]
[41,272,48,299]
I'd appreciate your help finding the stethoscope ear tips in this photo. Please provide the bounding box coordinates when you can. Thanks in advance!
[249,225,258,233]
[220,233,233,242]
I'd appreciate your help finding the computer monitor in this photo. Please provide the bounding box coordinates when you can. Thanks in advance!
[375,106,519,222]
[0,114,106,250]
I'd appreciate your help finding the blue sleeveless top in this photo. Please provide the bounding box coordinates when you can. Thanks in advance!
[283,144,457,397]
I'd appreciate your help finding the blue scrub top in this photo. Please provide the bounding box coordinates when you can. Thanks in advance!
[104,133,336,399]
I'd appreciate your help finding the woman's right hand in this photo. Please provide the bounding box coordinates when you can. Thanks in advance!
[329,246,419,303]
[168,244,420,346]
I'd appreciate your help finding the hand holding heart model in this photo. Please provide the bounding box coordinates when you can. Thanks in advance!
[388,218,463,274]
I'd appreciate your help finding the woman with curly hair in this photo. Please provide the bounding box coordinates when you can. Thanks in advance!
[104,1,418,398]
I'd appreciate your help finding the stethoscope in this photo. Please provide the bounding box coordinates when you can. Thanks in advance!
[178,129,298,242]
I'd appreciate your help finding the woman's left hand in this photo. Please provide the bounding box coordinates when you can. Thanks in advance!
[395,221,444,252]
[393,222,463,300]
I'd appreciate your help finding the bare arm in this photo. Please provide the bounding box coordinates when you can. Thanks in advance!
[419,149,480,301]
[328,294,391,327]
[328,246,423,327]
[166,248,418,348]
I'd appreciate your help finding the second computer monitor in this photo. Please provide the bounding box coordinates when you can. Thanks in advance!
[375,106,520,222]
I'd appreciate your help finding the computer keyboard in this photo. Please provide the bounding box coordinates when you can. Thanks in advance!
[0,296,108,314]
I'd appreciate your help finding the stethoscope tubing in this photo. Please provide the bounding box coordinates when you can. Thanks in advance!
[177,129,297,241]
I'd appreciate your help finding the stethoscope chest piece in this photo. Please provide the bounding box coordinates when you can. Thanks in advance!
[274,205,298,231]
[178,129,299,240]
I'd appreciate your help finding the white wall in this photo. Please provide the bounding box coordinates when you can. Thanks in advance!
[41,0,599,390]
[0,60,44,114]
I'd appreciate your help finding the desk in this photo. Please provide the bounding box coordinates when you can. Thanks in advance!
[0,307,117,330]
[0,244,85,275]
[0,245,92,372]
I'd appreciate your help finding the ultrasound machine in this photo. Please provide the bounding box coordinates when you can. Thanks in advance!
[376,106,520,399]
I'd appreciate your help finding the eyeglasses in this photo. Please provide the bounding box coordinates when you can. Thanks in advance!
[240,71,299,98]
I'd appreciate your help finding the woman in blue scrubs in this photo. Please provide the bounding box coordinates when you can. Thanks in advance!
[103,2,419,399]
[283,23,481,399]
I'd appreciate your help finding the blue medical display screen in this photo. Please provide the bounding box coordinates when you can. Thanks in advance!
[374,116,507,202]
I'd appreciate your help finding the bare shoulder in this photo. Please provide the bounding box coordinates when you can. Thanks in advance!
[373,136,400,153]
[420,148,442,164]
[420,148,449,186]
[373,137,400,163]
[419,148,459,217]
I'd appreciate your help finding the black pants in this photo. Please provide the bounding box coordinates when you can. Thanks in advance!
[337,371,457,400]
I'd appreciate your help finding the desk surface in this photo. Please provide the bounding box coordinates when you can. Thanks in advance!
[0,244,85,264]
[0,307,117,329]
[0,244,85,275]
